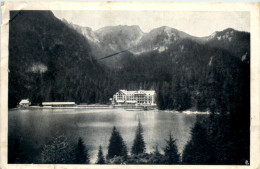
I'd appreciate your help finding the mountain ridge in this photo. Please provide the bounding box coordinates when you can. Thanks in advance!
[63,18,249,68]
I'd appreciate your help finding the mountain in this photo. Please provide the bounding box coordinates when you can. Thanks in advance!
[133,26,193,53]
[8,11,113,108]
[207,28,250,63]
[66,22,250,68]
[95,25,144,51]
[66,23,100,44]
[64,22,107,64]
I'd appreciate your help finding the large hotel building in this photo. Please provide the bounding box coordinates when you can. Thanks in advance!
[112,90,156,105]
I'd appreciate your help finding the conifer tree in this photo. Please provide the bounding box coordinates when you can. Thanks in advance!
[9,138,28,163]
[163,133,180,164]
[182,121,211,164]
[121,141,128,161]
[74,137,90,164]
[107,126,128,160]
[41,135,73,164]
[131,119,146,155]
[149,144,166,164]
[96,145,105,164]
[154,144,161,156]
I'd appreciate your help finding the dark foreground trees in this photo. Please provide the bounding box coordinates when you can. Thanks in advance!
[163,133,180,164]
[149,144,167,164]
[182,111,250,165]
[182,120,211,164]
[10,111,249,165]
[41,136,90,164]
[41,135,73,164]
[96,145,106,164]
[73,137,90,164]
[107,126,128,161]
[127,144,166,164]
[131,119,146,155]
[9,137,28,163]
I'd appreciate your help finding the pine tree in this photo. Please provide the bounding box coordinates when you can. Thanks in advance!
[131,119,146,155]
[149,144,166,164]
[121,141,128,161]
[74,137,90,164]
[96,145,105,164]
[154,144,161,157]
[107,126,128,160]
[9,138,28,163]
[156,87,164,110]
[41,135,73,164]
[182,121,211,164]
[163,133,180,164]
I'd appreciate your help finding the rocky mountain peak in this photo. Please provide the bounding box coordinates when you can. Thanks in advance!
[63,20,250,68]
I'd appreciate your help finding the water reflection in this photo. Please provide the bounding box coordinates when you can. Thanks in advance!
[9,108,201,163]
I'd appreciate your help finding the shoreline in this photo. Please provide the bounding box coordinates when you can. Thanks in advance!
[9,107,210,115]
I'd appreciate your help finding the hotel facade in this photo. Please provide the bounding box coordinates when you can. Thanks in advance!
[112,90,156,105]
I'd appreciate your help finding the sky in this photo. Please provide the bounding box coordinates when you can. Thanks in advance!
[53,10,250,37]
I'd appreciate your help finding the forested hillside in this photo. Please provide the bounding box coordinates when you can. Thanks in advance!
[116,39,249,112]
[8,11,115,107]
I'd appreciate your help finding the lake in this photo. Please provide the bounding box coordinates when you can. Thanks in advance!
[8,108,205,163]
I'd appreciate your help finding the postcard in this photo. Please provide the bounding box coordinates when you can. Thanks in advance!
[1,1,259,169]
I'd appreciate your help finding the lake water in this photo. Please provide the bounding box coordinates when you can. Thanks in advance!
[8,108,204,163]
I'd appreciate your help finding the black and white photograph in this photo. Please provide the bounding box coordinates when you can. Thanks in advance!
[1,1,259,167]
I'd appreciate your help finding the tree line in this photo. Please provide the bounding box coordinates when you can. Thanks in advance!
[9,120,180,164]
[9,116,249,165]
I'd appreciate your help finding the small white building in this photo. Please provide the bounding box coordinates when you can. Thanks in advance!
[113,90,156,105]
[19,99,31,108]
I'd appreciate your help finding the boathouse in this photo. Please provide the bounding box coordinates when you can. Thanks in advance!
[19,99,31,108]
[42,102,76,107]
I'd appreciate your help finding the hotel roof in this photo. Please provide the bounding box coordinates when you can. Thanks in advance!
[119,90,155,95]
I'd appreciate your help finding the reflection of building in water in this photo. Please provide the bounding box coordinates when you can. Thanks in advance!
[19,99,31,108]
[112,90,156,105]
